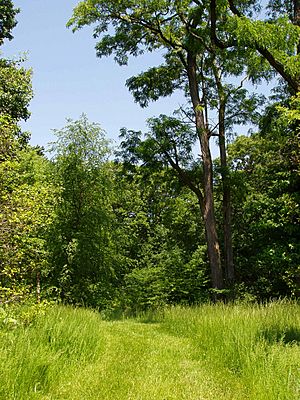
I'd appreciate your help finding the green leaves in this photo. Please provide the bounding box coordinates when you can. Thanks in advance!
[47,115,117,307]
[112,164,209,309]
[227,117,300,298]
[0,0,19,45]
[147,114,197,166]
[277,92,300,123]
[0,58,33,122]
[126,62,183,107]
[0,148,54,303]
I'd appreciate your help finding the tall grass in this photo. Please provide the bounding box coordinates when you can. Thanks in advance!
[0,306,105,399]
[0,300,299,399]
[161,300,300,399]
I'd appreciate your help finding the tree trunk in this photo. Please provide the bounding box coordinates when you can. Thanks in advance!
[201,126,224,290]
[218,99,235,285]
[187,52,224,290]
[294,0,300,27]
[212,60,235,285]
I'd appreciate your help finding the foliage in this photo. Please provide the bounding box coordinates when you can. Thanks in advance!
[0,148,55,303]
[68,0,274,291]
[0,57,33,123]
[0,57,33,159]
[112,165,210,311]
[46,115,118,307]
[210,0,300,91]
[0,0,19,45]
[228,120,300,298]
[0,4,38,305]
[0,114,19,161]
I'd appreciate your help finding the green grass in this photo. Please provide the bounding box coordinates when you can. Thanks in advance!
[1,301,300,399]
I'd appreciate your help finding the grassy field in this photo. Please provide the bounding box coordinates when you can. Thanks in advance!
[0,301,300,399]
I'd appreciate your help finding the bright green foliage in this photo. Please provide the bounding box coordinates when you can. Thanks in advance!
[0,149,55,303]
[211,1,300,91]
[0,57,33,122]
[231,15,300,66]
[0,6,38,304]
[47,115,117,307]
[277,92,300,124]
[0,57,33,159]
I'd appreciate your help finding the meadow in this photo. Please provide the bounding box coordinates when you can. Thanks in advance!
[0,301,300,399]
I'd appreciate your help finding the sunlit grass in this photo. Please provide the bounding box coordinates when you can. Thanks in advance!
[1,301,300,399]
[160,300,300,400]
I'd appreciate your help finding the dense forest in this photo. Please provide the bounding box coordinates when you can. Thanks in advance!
[1,0,299,313]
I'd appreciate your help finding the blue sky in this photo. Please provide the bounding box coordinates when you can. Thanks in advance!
[2,0,186,150]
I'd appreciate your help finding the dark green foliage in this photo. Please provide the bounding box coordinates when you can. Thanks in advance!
[227,112,300,298]
[0,0,19,45]
[126,60,184,108]
[112,165,210,310]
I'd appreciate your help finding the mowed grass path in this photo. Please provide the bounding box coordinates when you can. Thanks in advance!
[1,302,300,399]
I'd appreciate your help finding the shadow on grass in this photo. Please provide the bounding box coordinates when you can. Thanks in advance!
[259,325,300,345]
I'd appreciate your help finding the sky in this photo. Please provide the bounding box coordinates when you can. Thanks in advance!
[2,0,187,151]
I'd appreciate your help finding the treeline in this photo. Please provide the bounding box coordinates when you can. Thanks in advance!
[0,1,299,311]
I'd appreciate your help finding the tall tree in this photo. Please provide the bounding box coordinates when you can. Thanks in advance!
[0,1,38,303]
[68,0,264,290]
[68,0,225,288]
[47,115,116,307]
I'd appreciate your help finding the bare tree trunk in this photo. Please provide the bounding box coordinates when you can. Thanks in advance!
[187,52,224,290]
